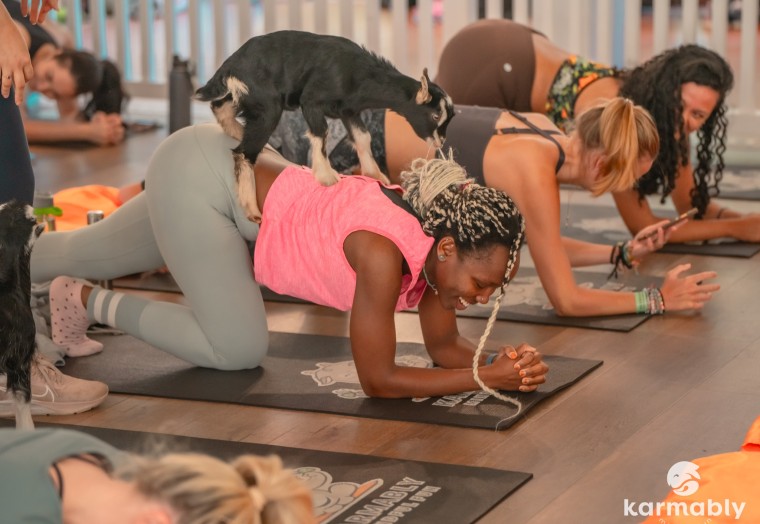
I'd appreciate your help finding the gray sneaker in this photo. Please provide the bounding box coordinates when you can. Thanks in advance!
[0,356,108,416]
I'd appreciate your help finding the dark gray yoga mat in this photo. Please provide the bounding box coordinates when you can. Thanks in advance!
[63,332,602,431]
[114,269,654,332]
[561,203,760,258]
[563,168,760,201]
[713,167,760,201]
[0,421,531,523]
[412,267,656,332]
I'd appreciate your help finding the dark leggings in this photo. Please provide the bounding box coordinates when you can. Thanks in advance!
[0,90,35,205]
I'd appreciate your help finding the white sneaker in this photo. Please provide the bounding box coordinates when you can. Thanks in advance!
[0,356,108,416]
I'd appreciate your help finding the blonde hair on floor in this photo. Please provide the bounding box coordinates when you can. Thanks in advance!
[117,452,314,524]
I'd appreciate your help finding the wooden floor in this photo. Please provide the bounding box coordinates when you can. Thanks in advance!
[29,129,760,523]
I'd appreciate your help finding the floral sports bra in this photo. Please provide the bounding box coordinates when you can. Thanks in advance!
[545,55,617,132]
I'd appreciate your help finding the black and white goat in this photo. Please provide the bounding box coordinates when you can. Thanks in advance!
[0,201,44,429]
[195,30,454,219]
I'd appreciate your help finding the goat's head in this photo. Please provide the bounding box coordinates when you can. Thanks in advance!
[405,68,455,149]
[0,201,44,260]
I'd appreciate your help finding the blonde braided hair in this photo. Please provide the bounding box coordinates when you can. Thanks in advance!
[402,152,526,408]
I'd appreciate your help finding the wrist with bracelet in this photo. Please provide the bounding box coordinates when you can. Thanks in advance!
[485,353,498,366]
[608,241,634,279]
[634,287,666,315]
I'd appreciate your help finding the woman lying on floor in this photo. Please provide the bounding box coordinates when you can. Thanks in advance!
[31,123,549,399]
[266,98,718,317]
[3,0,126,146]
[0,427,314,523]
[435,19,759,243]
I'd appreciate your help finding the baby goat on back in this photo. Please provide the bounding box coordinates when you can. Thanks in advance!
[196,30,454,220]
[0,201,44,429]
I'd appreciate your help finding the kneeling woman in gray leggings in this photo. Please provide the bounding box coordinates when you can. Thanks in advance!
[31,123,548,399]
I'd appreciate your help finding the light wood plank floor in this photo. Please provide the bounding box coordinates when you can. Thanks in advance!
[27,129,760,523]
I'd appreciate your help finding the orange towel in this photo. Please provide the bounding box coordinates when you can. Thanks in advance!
[640,415,759,523]
[51,185,122,231]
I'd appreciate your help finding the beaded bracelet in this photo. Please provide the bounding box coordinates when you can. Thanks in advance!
[634,288,666,314]
[620,241,634,268]
[645,287,666,315]
[609,241,634,279]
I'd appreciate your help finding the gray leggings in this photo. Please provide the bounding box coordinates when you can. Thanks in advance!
[31,124,268,370]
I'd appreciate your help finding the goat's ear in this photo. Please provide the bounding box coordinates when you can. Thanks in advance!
[415,68,432,104]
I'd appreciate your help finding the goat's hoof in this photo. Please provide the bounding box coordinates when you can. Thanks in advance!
[368,171,391,185]
[313,166,341,186]
[361,167,391,186]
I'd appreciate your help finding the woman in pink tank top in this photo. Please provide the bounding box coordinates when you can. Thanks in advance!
[251,151,548,399]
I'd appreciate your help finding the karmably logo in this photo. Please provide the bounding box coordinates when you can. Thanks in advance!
[623,461,747,520]
[667,461,701,497]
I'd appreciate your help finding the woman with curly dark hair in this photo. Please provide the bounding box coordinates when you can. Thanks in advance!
[3,0,127,146]
[436,19,760,244]
[613,45,754,241]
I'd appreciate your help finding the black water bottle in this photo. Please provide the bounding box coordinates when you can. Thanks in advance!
[168,55,194,134]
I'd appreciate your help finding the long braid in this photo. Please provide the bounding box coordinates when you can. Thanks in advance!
[402,151,526,407]
[471,221,524,413]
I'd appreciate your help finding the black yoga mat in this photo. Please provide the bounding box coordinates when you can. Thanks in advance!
[713,167,760,201]
[63,332,602,431]
[561,203,760,258]
[563,168,760,201]
[412,267,656,332]
[0,421,531,524]
[114,269,653,332]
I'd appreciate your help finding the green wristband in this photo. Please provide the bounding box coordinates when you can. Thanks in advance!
[634,290,648,314]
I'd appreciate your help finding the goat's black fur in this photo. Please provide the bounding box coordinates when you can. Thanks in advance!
[196,30,454,218]
[0,201,44,427]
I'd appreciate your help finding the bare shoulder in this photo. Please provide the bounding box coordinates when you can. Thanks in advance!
[484,126,561,197]
[343,230,404,275]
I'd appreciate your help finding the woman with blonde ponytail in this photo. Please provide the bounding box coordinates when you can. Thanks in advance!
[394,97,718,317]
[267,97,717,317]
[0,427,314,523]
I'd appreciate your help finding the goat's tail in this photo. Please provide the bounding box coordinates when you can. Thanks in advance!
[194,71,229,102]
[195,69,250,106]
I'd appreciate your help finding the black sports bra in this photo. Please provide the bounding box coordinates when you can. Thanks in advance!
[496,110,566,174]
[442,105,566,186]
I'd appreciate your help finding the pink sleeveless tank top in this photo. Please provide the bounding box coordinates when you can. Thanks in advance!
[254,166,434,311]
